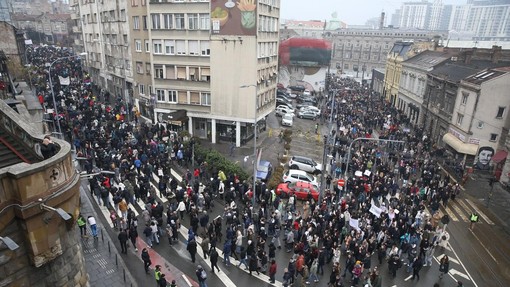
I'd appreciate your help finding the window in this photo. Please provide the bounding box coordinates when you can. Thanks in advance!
[176,40,186,55]
[201,92,211,106]
[457,113,464,125]
[131,0,138,6]
[189,67,199,80]
[142,16,147,29]
[146,63,151,75]
[166,65,176,79]
[165,40,175,55]
[496,106,505,118]
[200,41,210,56]
[461,92,468,105]
[151,14,161,29]
[168,90,177,103]
[199,14,210,30]
[175,14,185,29]
[133,16,140,29]
[156,89,166,102]
[201,67,210,81]
[135,39,142,52]
[188,40,199,56]
[177,67,186,80]
[163,14,173,29]
[190,91,200,105]
[477,121,484,129]
[178,91,187,103]
[139,84,145,95]
[154,66,164,79]
[188,13,199,30]
[153,40,163,54]
[490,133,498,142]
[136,61,143,74]
[145,40,150,52]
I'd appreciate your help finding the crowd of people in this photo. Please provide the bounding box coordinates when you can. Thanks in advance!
[31,45,464,287]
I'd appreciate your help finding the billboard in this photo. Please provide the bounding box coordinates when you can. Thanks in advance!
[211,0,257,36]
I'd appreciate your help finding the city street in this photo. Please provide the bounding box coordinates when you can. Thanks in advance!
[78,95,510,287]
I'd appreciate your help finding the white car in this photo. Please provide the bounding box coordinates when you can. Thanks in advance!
[288,155,323,174]
[289,93,298,99]
[299,106,320,115]
[276,105,295,117]
[282,169,319,188]
[281,113,293,127]
[303,89,311,96]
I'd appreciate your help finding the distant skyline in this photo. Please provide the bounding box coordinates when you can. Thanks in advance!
[280,0,467,26]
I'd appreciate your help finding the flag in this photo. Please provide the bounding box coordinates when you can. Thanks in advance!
[58,76,70,86]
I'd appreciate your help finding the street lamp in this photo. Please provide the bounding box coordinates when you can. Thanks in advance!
[48,52,87,139]
[240,84,258,208]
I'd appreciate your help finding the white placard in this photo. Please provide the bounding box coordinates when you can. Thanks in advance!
[364,170,371,176]
[355,170,363,177]
[349,218,360,231]
[369,204,382,218]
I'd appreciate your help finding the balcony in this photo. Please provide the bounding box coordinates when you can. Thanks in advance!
[72,26,81,33]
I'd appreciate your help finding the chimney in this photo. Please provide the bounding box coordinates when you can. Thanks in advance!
[491,45,502,64]
[380,12,385,30]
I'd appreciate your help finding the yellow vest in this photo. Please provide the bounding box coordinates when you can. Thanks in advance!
[470,214,479,222]
[77,217,86,226]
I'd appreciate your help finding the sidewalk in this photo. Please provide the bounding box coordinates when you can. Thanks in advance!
[79,184,139,287]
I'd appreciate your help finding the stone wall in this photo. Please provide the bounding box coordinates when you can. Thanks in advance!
[0,218,88,287]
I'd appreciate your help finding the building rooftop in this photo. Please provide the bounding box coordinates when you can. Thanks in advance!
[403,50,452,69]
[284,20,325,29]
[463,69,507,85]
[431,59,510,82]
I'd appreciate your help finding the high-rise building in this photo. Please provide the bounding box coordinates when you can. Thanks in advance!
[71,0,134,108]
[72,0,280,147]
[399,1,433,30]
[0,0,10,23]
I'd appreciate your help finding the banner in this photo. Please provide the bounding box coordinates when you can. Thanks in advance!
[349,218,359,231]
[58,76,70,86]
[369,204,382,218]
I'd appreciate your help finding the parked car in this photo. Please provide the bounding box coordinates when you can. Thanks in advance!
[299,106,320,115]
[276,181,319,201]
[277,95,292,103]
[256,160,273,182]
[296,95,317,104]
[288,85,306,92]
[288,155,322,174]
[276,105,295,116]
[296,101,316,109]
[303,89,311,96]
[282,169,319,187]
[276,101,293,110]
[297,110,318,120]
[281,113,293,127]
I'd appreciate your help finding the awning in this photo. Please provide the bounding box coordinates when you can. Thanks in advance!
[442,133,478,155]
[492,150,508,163]
[162,110,188,123]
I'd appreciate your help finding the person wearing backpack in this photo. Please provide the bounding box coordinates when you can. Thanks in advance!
[196,265,208,287]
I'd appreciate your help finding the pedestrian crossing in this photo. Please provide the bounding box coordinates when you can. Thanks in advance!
[426,197,494,226]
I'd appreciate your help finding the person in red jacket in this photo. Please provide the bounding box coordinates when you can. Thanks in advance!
[269,260,277,283]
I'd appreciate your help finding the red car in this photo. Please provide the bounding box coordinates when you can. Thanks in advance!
[276,181,319,201]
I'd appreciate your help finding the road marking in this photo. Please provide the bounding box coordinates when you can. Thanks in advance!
[404,275,413,281]
[465,199,495,225]
[450,203,468,222]
[437,253,460,265]
[468,229,498,263]
[444,205,459,222]
[178,225,284,287]
[182,274,193,287]
[449,269,471,280]
[171,168,183,182]
[447,241,479,287]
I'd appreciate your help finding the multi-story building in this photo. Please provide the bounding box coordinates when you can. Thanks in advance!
[399,1,433,29]
[397,49,452,126]
[423,47,510,165]
[280,20,326,39]
[464,0,510,41]
[0,0,10,23]
[11,13,71,44]
[324,28,447,78]
[143,0,279,147]
[72,0,133,105]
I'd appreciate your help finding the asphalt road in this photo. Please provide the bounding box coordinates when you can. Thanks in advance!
[83,98,510,287]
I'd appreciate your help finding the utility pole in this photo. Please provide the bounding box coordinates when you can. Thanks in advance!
[341,137,405,202]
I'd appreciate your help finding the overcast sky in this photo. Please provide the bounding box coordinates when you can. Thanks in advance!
[280,0,467,25]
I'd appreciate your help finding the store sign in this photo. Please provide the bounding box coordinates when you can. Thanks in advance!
[449,127,466,142]
[469,138,480,145]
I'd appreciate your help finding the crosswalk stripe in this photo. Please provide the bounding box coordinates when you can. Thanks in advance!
[444,205,459,222]
[437,253,460,265]
[465,199,494,225]
[450,203,468,222]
